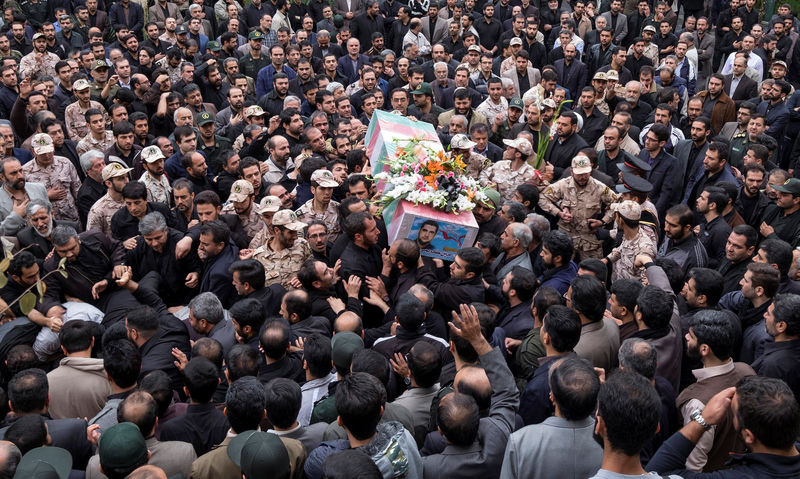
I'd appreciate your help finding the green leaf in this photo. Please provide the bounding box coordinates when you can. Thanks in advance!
[0,274,7,289]
[0,258,9,274]
[35,280,44,297]
[4,249,11,259]
[19,293,36,315]
[58,257,67,269]
[58,270,68,278]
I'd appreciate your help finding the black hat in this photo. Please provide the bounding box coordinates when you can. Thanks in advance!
[616,172,653,194]
[616,155,652,174]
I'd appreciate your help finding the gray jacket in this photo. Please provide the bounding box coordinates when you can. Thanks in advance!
[421,347,519,478]
[492,251,533,283]
[89,398,123,432]
[0,182,48,235]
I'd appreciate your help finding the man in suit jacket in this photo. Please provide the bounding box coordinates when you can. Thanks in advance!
[422,5,449,46]
[110,0,145,40]
[334,0,363,25]
[553,43,588,99]
[337,38,369,84]
[599,0,628,45]
[671,135,709,204]
[421,307,518,478]
[639,123,682,219]
[724,56,759,106]
[693,18,714,85]
[88,1,110,37]
[149,0,184,28]
[501,55,541,98]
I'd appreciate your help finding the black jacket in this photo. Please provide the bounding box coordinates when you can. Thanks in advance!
[159,403,229,457]
[416,263,485,320]
[110,202,176,241]
[76,177,106,227]
[199,243,239,309]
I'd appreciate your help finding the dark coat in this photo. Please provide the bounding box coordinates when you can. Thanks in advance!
[199,242,239,308]
[553,58,588,99]
[723,73,759,106]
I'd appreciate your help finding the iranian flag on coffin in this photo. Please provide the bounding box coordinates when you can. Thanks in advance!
[366,110,443,178]
[386,201,479,261]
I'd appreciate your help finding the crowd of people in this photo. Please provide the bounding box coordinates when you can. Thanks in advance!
[0,0,799,477]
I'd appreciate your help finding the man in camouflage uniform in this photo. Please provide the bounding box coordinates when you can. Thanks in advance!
[76,108,115,156]
[19,33,59,80]
[86,162,131,237]
[539,155,619,259]
[248,195,281,249]
[139,145,171,205]
[297,169,342,243]
[248,209,311,288]
[23,134,82,223]
[64,79,108,142]
[602,200,657,283]
[89,60,118,101]
[222,179,266,243]
[450,134,491,180]
[480,137,537,202]
[613,172,659,246]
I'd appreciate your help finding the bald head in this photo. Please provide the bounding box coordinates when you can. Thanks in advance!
[0,441,20,479]
[127,465,168,479]
[334,311,363,336]
[454,365,492,411]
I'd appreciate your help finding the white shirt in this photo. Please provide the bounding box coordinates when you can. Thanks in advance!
[403,30,432,56]
[721,52,764,81]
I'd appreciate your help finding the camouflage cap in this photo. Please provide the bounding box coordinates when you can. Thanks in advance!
[141,145,166,163]
[73,79,91,91]
[228,179,255,202]
[32,33,45,41]
[502,137,532,156]
[91,60,109,71]
[311,169,339,187]
[256,195,281,214]
[102,162,133,181]
[450,134,476,150]
[31,133,54,155]
[245,105,267,118]
[272,210,306,231]
[571,155,592,174]
[614,200,642,220]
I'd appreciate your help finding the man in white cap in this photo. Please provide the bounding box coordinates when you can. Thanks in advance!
[139,145,171,205]
[450,133,491,180]
[64,78,108,142]
[248,195,281,248]
[479,138,537,202]
[222,179,265,242]
[540,155,618,259]
[601,200,657,282]
[76,108,115,156]
[297,169,342,243]
[245,209,311,288]
[86,161,132,237]
[23,133,81,223]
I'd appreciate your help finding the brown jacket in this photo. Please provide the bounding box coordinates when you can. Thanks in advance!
[190,434,306,479]
[695,89,737,135]
[46,357,112,420]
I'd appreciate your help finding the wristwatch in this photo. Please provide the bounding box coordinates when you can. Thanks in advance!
[690,409,712,431]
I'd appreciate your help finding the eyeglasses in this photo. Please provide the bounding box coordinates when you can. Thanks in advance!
[644,135,659,142]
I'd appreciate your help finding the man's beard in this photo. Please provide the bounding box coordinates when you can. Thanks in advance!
[34,218,54,238]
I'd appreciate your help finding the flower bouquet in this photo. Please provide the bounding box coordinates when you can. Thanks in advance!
[374,138,490,216]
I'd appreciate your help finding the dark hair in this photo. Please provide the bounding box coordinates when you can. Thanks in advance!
[8,369,48,413]
[351,349,390,388]
[550,357,600,420]
[230,298,266,335]
[335,373,385,440]
[598,370,661,455]
[772,293,800,337]
[396,293,426,331]
[226,344,260,382]
[183,357,220,403]
[343,211,373,240]
[542,305,581,352]
[610,279,643,315]
[706,141,729,162]
[127,306,159,336]
[475,232,501,259]
[260,318,290,360]
[503,201,527,222]
[229,259,266,290]
[437,392,480,446]
[759,239,793,277]
[226,376,267,433]
[532,286,562,322]
[542,230,574,264]
[578,258,607,279]
[686,267,724,307]
[303,334,332,379]
[121,180,148,200]
[112,121,134,137]
[509,267,536,302]
[570,275,607,323]
[689,310,735,360]
[653,257,684,295]
[735,376,800,449]
[193,338,224,370]
[515,184,539,210]
[198,220,231,245]
[746,262,780,298]
[636,285,674,330]
[138,370,173,418]
[457,247,486,275]
[649,123,669,142]
[264,377,302,429]
[4,414,47,455]
[322,449,382,479]
[59,320,94,354]
[407,341,442,388]
[117,391,158,437]
[666,203,694,228]
[104,340,141,388]
[8,251,37,279]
